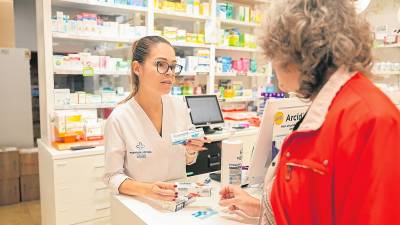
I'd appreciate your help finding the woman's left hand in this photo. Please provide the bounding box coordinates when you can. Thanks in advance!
[184,137,209,153]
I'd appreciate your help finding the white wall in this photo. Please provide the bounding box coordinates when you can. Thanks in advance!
[14,0,37,51]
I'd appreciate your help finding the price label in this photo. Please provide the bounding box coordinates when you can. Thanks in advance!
[82,66,94,77]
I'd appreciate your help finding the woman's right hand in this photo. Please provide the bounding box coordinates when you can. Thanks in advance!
[144,181,177,202]
[219,185,261,217]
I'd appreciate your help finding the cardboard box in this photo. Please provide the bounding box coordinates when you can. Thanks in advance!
[20,175,40,202]
[0,147,20,179]
[0,0,16,48]
[0,178,20,205]
[19,148,39,176]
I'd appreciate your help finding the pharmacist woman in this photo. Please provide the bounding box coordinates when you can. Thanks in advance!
[103,36,207,202]
[219,0,400,224]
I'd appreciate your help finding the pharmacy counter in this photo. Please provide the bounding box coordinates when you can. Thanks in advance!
[111,174,262,225]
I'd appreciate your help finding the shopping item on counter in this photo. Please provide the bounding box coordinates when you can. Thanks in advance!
[160,194,196,212]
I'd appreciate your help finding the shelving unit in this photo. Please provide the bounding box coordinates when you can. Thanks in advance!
[36,0,272,147]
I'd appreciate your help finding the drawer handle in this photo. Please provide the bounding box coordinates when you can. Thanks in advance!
[59,186,70,191]
[94,164,104,169]
[96,205,110,210]
[96,186,108,191]
[56,162,67,166]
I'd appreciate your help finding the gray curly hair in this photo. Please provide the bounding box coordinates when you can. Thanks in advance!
[261,0,374,98]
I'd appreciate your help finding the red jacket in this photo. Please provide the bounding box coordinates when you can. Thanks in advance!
[271,69,400,225]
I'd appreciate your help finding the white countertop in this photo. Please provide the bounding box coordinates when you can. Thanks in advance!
[111,174,262,225]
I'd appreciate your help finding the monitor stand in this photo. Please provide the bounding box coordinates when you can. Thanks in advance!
[202,126,216,134]
[209,171,221,182]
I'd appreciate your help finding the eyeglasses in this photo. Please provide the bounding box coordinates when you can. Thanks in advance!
[155,61,183,76]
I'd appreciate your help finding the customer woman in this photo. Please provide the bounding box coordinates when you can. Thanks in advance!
[104,36,207,202]
[219,0,400,224]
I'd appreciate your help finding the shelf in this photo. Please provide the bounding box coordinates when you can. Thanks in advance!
[54,69,130,76]
[375,43,400,49]
[248,72,266,77]
[216,72,266,77]
[216,46,261,52]
[52,0,147,15]
[219,97,261,102]
[105,42,211,56]
[219,19,260,28]
[54,103,117,110]
[171,42,212,48]
[373,71,400,75]
[154,10,210,21]
[53,32,135,44]
[179,72,209,76]
[216,72,236,77]
[219,0,271,5]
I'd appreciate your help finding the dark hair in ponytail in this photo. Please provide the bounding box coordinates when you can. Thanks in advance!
[120,36,172,104]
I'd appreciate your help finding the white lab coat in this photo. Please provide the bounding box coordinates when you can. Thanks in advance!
[103,95,193,194]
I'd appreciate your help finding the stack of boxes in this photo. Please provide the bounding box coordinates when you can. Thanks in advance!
[52,110,105,150]
[0,147,20,205]
[0,147,40,206]
[19,148,40,202]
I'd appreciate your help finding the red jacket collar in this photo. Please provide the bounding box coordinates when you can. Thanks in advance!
[298,67,357,131]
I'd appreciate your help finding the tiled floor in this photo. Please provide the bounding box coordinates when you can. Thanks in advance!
[0,201,40,225]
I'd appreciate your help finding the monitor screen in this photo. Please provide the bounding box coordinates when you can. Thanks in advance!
[185,95,224,126]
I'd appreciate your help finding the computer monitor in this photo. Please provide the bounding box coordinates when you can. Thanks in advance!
[185,95,224,134]
[246,97,310,185]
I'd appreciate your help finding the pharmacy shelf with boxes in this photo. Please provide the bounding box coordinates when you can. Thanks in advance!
[37,0,279,150]
[371,24,400,97]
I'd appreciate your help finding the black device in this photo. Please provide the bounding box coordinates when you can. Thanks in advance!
[185,95,224,135]
[209,171,221,181]
[186,141,222,176]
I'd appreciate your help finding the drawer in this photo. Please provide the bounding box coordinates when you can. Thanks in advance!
[56,202,95,225]
[93,184,110,203]
[93,203,111,219]
[54,155,105,186]
[77,217,110,225]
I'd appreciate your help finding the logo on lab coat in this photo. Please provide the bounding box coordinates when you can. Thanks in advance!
[129,142,152,159]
